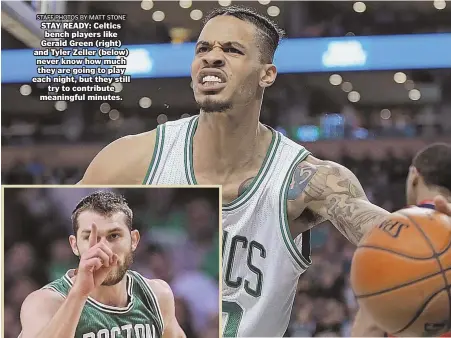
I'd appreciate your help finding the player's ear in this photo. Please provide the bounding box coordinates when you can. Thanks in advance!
[131,230,140,251]
[69,235,80,256]
[259,63,277,88]
[410,166,420,187]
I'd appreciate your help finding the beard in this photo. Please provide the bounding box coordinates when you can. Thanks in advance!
[101,249,134,286]
[196,95,232,113]
[76,246,135,286]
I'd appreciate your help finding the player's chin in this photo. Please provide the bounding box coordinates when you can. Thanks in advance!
[200,89,232,102]
[102,265,126,286]
[102,272,123,286]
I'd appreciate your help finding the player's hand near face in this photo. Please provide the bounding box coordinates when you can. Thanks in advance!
[72,223,118,297]
[19,223,119,338]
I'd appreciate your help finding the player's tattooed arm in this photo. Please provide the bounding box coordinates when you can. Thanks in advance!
[289,160,390,245]
[287,165,318,200]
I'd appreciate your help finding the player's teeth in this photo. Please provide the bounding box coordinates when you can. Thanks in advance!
[202,76,222,83]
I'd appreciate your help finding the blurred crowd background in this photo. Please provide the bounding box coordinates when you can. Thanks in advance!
[3,187,220,338]
[2,0,451,337]
[2,1,451,153]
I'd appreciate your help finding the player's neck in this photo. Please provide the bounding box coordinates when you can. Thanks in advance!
[89,276,129,307]
[195,106,266,174]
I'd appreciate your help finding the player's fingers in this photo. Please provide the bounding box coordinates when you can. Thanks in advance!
[89,223,98,248]
[96,242,114,263]
[85,247,111,267]
[96,248,111,267]
[81,257,102,272]
[434,196,451,217]
[91,258,103,271]
[85,242,114,265]
[111,254,119,266]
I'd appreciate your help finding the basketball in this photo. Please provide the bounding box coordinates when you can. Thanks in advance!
[350,207,451,337]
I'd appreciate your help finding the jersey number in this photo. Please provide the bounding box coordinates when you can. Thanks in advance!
[222,301,244,337]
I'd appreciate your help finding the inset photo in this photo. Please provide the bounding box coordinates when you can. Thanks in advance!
[3,186,221,338]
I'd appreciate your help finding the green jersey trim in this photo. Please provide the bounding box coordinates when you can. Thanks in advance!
[62,270,135,314]
[184,116,198,185]
[279,148,312,270]
[222,130,280,211]
[42,285,66,299]
[128,271,165,335]
[143,124,165,185]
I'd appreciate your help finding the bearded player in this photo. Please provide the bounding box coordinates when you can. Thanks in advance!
[19,191,185,338]
[78,5,451,337]
[352,143,451,337]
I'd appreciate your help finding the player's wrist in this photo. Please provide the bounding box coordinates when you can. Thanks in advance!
[68,284,91,300]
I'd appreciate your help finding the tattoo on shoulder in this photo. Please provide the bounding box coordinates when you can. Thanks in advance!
[238,177,254,196]
[337,178,366,199]
[303,164,365,203]
[287,163,318,201]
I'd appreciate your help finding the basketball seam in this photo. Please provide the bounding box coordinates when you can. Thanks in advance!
[356,234,451,259]
[354,266,451,299]
[392,285,451,335]
[393,211,451,334]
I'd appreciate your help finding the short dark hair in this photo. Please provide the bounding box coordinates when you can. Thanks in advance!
[71,191,133,235]
[202,5,285,63]
[412,143,451,192]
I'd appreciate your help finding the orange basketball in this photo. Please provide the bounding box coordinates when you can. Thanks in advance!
[350,207,451,337]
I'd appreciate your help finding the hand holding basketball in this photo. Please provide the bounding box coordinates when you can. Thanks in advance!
[72,224,118,297]
[350,207,451,337]
[434,195,451,217]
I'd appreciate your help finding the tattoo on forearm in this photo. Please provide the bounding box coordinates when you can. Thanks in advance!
[287,164,318,200]
[303,164,389,244]
[238,177,254,196]
[323,195,380,243]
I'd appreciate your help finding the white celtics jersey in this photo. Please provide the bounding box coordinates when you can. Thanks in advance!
[144,115,312,337]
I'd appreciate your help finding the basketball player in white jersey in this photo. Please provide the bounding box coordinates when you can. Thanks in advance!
[18,191,185,338]
[79,6,451,337]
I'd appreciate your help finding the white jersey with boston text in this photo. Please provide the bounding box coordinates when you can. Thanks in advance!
[144,116,312,337]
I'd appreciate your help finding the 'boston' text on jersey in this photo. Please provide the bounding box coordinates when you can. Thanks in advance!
[82,323,157,338]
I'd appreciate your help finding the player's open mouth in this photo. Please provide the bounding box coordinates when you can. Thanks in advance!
[197,70,227,92]
[199,77,227,91]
